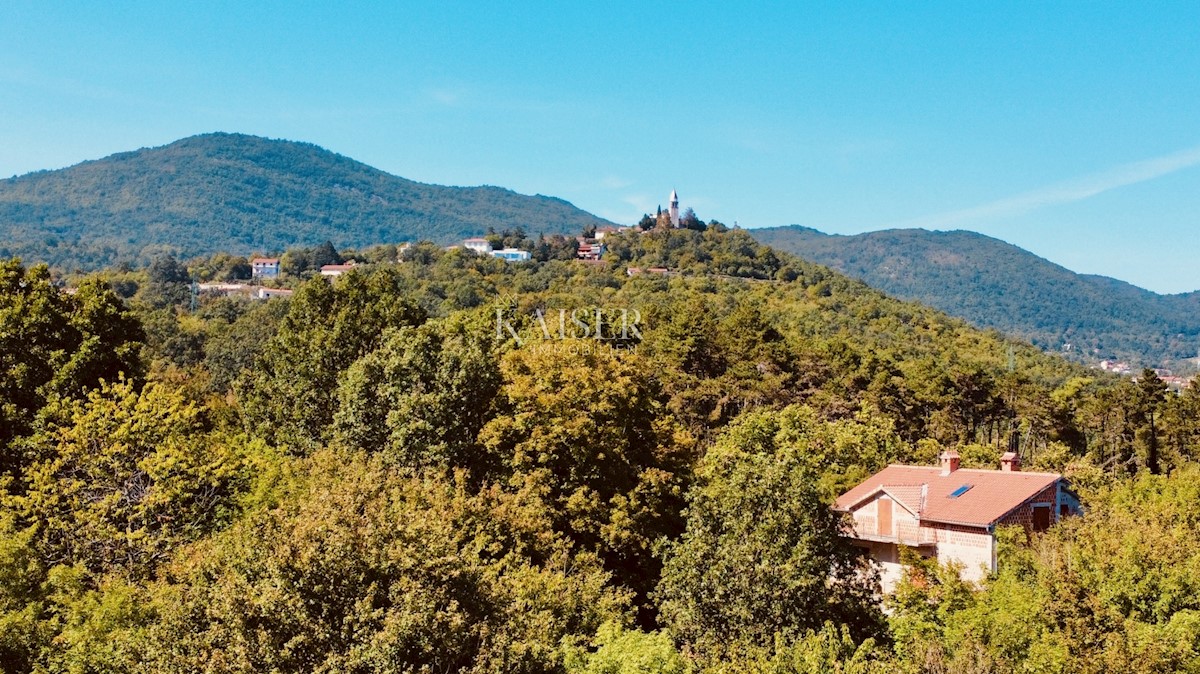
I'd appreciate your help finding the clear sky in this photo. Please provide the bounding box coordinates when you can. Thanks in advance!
[3,1,1198,292]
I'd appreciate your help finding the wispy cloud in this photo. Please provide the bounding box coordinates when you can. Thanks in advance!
[899,144,1200,229]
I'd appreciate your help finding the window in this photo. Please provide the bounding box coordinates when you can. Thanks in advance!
[948,484,972,498]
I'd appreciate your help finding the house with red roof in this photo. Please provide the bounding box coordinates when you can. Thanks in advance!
[834,450,1080,591]
[575,238,606,261]
[320,261,358,277]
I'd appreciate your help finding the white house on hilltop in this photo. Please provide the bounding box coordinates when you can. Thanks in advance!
[490,247,530,262]
[461,237,530,262]
[463,238,491,254]
[251,258,280,278]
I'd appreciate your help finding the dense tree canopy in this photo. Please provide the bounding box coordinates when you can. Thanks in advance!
[0,260,143,475]
[1,223,1199,672]
[753,225,1200,373]
[657,408,886,656]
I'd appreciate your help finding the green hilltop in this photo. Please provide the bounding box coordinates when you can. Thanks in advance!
[751,225,1200,372]
[0,132,613,270]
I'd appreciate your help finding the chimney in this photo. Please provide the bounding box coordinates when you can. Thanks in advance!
[1000,451,1021,472]
[939,450,960,475]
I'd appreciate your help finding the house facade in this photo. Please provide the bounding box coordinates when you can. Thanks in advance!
[490,247,531,262]
[463,238,492,254]
[576,238,605,260]
[251,258,280,278]
[834,451,1079,591]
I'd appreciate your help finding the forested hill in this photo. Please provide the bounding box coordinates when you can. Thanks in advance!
[0,133,613,270]
[6,227,1200,672]
[751,225,1200,371]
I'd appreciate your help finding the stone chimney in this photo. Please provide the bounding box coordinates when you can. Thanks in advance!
[1000,451,1021,472]
[939,450,960,475]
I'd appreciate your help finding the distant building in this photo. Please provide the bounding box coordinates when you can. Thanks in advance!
[254,287,293,299]
[251,258,280,278]
[489,248,531,262]
[195,283,292,300]
[594,226,629,240]
[197,283,249,297]
[668,189,680,227]
[320,261,358,277]
[1161,375,1192,390]
[576,238,605,260]
[463,238,492,254]
[835,451,1080,592]
[1098,360,1132,375]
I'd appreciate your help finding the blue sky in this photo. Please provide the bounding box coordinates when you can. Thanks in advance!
[2,1,1198,292]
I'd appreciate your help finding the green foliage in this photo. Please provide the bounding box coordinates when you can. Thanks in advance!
[10,378,246,578]
[187,251,251,282]
[657,407,885,659]
[333,315,504,472]
[239,269,427,449]
[200,295,290,393]
[277,240,348,276]
[0,512,45,673]
[480,342,694,622]
[144,253,191,308]
[753,225,1200,371]
[34,568,154,674]
[0,133,613,271]
[0,260,144,471]
[703,623,887,674]
[564,622,686,674]
[139,451,629,673]
[6,225,1200,672]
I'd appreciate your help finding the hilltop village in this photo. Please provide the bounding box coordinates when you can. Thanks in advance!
[173,190,714,301]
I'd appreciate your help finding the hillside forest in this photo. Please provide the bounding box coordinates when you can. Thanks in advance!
[752,225,1200,373]
[4,227,1200,673]
[0,133,611,271]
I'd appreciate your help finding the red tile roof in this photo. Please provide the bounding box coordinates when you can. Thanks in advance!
[880,485,926,516]
[835,465,1062,528]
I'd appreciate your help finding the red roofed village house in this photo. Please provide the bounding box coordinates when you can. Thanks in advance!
[835,451,1080,592]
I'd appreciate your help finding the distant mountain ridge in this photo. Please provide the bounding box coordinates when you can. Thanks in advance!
[750,225,1200,371]
[0,133,613,269]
